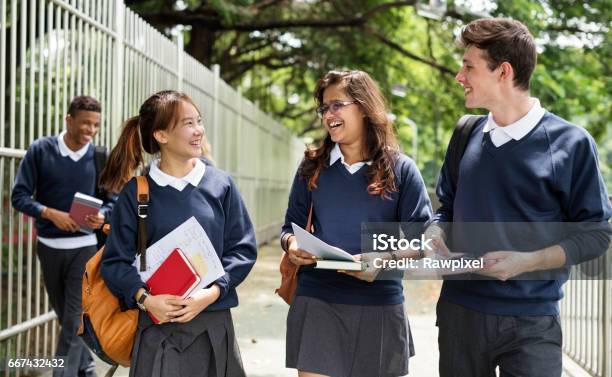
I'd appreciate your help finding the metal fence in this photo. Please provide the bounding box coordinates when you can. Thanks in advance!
[560,243,612,377]
[0,0,303,372]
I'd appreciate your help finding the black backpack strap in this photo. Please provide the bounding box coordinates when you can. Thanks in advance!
[104,365,118,377]
[135,176,149,272]
[93,145,108,198]
[447,115,484,188]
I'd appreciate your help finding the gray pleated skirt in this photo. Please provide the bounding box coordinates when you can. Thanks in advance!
[129,309,245,377]
[286,295,414,377]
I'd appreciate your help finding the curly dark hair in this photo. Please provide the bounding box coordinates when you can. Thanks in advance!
[300,70,400,198]
[67,95,101,117]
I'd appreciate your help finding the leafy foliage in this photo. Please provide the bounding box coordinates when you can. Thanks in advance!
[125,0,610,186]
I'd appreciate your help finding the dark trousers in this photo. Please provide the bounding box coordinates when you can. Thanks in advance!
[37,242,98,377]
[436,299,562,377]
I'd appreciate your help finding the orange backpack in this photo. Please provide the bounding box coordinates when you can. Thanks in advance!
[78,176,149,369]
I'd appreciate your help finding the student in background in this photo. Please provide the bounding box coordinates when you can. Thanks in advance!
[12,96,115,377]
[429,18,612,377]
[99,90,257,377]
[280,70,432,377]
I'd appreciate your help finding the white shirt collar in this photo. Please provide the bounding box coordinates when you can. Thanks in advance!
[148,158,206,191]
[483,98,546,140]
[329,143,372,174]
[57,130,90,162]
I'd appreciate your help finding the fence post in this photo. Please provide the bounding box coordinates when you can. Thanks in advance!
[212,64,220,163]
[604,246,611,377]
[236,88,242,179]
[111,0,125,144]
[175,26,183,91]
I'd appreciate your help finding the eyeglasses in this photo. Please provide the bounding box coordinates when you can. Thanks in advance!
[316,100,357,119]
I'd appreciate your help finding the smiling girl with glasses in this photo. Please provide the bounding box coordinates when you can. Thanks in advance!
[280,70,433,377]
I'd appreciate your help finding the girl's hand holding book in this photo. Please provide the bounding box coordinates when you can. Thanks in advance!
[166,284,221,323]
[340,253,383,282]
[143,294,183,324]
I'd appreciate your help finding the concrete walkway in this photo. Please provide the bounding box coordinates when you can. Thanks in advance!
[233,245,442,377]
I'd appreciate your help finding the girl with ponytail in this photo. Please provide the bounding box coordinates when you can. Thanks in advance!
[100,90,256,377]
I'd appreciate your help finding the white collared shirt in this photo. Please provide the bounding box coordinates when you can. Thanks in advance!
[38,235,98,249]
[38,132,97,249]
[149,158,206,191]
[483,98,546,147]
[57,130,90,162]
[329,143,372,174]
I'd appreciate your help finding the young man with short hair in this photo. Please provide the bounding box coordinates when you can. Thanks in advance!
[12,96,116,377]
[431,18,611,377]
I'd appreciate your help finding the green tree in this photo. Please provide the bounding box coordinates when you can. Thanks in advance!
[122,0,612,185]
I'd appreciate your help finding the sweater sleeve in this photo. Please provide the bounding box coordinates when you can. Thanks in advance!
[280,162,312,245]
[397,157,433,240]
[11,142,46,218]
[214,176,258,300]
[554,132,612,266]
[99,192,118,223]
[398,157,433,222]
[100,179,147,310]
[431,143,456,232]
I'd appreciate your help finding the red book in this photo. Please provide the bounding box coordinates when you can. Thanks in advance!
[69,192,103,234]
[145,248,201,323]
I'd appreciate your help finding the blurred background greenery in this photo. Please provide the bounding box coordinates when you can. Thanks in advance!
[114,0,612,188]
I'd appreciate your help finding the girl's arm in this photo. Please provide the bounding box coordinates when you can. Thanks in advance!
[214,176,258,300]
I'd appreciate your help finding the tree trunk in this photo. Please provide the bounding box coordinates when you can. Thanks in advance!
[184,24,216,68]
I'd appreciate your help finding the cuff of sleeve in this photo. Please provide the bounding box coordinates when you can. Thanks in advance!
[124,282,148,311]
[426,221,450,239]
[214,274,230,300]
[100,207,110,223]
[559,239,579,267]
[35,204,45,219]
[280,232,293,252]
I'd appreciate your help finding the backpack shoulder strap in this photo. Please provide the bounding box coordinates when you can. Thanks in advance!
[93,146,108,198]
[447,115,484,188]
[135,176,149,272]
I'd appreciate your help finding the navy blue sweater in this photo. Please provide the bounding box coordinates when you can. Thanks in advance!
[434,113,612,315]
[11,136,116,238]
[101,167,257,311]
[282,154,433,305]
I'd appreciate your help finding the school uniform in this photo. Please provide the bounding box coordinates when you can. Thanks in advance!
[101,159,257,377]
[281,144,433,377]
[433,101,612,376]
[12,132,117,377]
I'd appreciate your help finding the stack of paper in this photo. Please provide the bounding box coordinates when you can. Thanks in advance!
[135,217,225,294]
[291,222,364,271]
